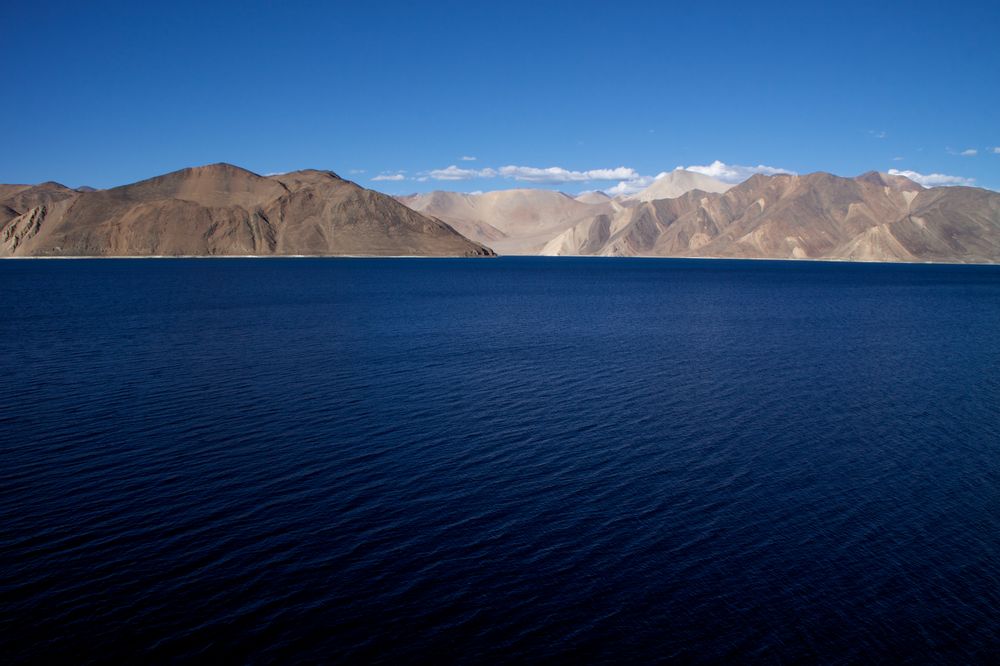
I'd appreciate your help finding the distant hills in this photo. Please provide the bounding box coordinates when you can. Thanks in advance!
[400,170,1000,263]
[0,164,493,257]
[396,189,622,255]
[4,164,999,262]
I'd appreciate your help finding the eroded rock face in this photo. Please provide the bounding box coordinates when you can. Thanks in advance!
[0,164,495,258]
[532,172,1000,263]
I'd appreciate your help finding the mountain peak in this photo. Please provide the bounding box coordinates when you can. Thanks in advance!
[187,162,259,176]
[854,170,923,191]
[626,170,731,202]
[35,181,72,191]
[0,163,493,257]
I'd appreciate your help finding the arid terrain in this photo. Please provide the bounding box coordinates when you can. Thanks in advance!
[4,164,999,262]
[401,170,1000,263]
[0,164,494,257]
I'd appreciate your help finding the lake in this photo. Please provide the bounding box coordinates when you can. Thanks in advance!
[1,257,999,662]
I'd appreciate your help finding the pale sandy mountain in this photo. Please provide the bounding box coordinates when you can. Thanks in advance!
[543,171,1000,263]
[574,191,612,204]
[398,188,616,254]
[396,191,508,245]
[0,164,493,257]
[625,169,732,202]
[541,214,617,256]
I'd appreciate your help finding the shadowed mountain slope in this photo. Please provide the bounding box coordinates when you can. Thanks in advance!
[0,164,493,257]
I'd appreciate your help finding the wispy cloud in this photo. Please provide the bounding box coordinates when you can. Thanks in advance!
[459,156,477,161]
[892,156,905,161]
[678,160,796,184]
[869,130,887,139]
[423,164,639,184]
[397,159,795,194]
[605,176,659,196]
[497,165,638,183]
[427,165,497,180]
[993,147,1000,154]
[603,161,796,194]
[349,168,366,174]
[960,149,978,156]
[888,168,974,187]
[372,172,406,182]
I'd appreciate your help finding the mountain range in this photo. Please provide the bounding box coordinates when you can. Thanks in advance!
[396,189,622,255]
[400,170,1000,263]
[3,164,999,262]
[0,164,493,258]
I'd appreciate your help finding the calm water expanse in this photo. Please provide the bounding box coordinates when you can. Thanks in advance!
[1,257,999,662]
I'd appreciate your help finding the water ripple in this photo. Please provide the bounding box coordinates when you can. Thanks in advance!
[1,257,999,663]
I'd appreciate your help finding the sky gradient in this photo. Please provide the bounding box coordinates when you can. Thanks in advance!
[3,0,999,193]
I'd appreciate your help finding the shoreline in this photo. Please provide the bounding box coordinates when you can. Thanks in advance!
[2,254,998,266]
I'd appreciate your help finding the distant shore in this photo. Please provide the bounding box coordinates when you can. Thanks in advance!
[3,254,998,266]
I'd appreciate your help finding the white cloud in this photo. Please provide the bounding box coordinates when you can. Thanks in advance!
[418,159,796,194]
[604,176,659,196]
[993,147,1000,154]
[427,165,497,180]
[496,165,638,183]
[459,156,477,161]
[888,169,975,187]
[678,160,796,184]
[960,149,978,157]
[424,164,639,183]
[870,130,887,139]
[372,173,406,182]
[605,161,795,194]
[349,168,366,174]
[892,156,905,161]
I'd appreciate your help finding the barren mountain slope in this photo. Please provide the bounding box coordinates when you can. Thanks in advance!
[399,189,616,254]
[0,164,493,257]
[404,172,728,255]
[574,191,613,204]
[544,172,1000,263]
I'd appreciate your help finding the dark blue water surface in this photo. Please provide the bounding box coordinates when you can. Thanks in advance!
[1,257,999,663]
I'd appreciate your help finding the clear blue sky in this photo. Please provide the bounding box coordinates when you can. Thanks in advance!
[2,0,998,193]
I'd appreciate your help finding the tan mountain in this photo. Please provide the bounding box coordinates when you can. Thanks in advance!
[574,191,613,204]
[542,171,1000,263]
[0,164,494,257]
[624,169,732,202]
[397,171,729,255]
[0,184,33,200]
[397,188,617,254]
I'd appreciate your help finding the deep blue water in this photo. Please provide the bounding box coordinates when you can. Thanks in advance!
[1,257,999,663]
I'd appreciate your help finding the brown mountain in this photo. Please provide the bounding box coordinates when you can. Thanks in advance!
[541,172,1000,263]
[0,164,494,257]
